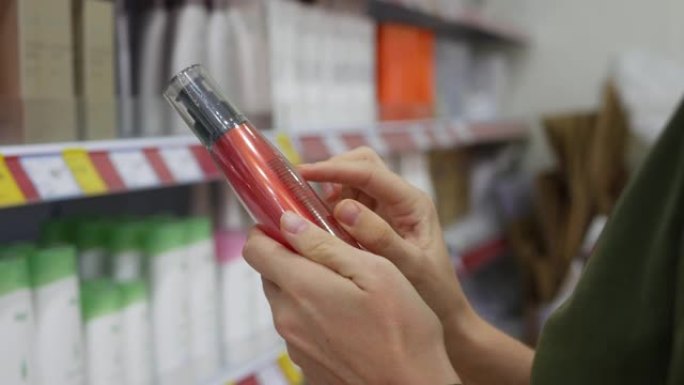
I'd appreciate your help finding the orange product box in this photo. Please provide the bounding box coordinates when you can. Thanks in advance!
[377,23,435,121]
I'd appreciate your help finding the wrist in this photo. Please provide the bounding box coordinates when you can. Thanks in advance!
[398,352,459,385]
[442,301,482,341]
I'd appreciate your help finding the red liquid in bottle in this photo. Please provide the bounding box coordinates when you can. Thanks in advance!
[210,122,358,247]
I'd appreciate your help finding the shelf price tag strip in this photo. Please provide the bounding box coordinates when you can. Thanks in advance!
[62,149,107,195]
[323,134,347,157]
[159,146,204,183]
[89,151,127,191]
[277,354,303,385]
[190,145,220,177]
[142,148,175,185]
[0,155,27,207]
[108,150,160,189]
[20,154,82,200]
[452,121,475,144]
[276,133,303,165]
[256,363,290,385]
[366,130,389,155]
[410,125,432,151]
[433,121,454,148]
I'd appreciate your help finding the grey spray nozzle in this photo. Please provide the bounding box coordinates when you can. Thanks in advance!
[164,64,247,147]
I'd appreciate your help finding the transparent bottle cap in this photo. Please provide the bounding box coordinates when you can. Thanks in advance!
[164,64,246,147]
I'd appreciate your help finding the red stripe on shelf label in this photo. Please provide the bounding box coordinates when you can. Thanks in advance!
[237,375,260,385]
[108,150,159,189]
[380,131,418,153]
[4,156,39,202]
[190,145,219,177]
[470,122,523,141]
[298,136,331,162]
[143,148,174,185]
[89,151,126,191]
[340,133,369,150]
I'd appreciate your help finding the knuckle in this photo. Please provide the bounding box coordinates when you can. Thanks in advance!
[242,238,257,259]
[357,147,384,164]
[368,257,393,278]
[356,146,375,158]
[287,349,303,366]
[273,312,296,339]
[372,226,395,251]
[306,237,335,260]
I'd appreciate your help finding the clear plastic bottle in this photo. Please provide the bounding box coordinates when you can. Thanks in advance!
[165,64,358,247]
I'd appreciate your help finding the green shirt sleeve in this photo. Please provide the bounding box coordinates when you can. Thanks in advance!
[532,100,684,385]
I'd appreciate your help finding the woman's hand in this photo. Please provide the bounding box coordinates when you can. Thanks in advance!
[243,212,459,385]
[301,148,534,385]
[299,147,474,326]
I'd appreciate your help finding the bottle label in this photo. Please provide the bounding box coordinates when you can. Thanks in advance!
[33,277,85,385]
[85,314,124,385]
[0,290,34,385]
[121,303,153,385]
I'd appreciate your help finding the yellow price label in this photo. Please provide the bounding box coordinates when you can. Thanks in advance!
[62,149,107,195]
[276,133,303,166]
[0,155,26,207]
[278,353,303,385]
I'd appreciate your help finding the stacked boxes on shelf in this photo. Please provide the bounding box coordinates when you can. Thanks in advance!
[72,0,117,141]
[1,0,519,144]
[0,0,78,144]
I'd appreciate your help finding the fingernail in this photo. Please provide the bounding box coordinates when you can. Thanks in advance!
[337,200,361,226]
[322,183,334,196]
[281,211,308,234]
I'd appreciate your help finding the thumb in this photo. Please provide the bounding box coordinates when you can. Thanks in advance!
[333,200,415,268]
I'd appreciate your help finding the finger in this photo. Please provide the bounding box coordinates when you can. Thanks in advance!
[322,182,344,202]
[299,160,419,207]
[334,199,416,268]
[247,227,359,301]
[279,211,373,287]
[243,227,313,288]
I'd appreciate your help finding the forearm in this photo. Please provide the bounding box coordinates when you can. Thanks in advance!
[444,308,534,385]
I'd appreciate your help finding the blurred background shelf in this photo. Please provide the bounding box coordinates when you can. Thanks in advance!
[366,0,528,45]
[0,119,527,209]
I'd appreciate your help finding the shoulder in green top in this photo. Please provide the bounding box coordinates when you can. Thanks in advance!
[532,100,684,385]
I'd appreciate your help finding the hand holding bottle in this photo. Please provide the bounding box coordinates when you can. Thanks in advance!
[299,147,474,326]
[243,212,459,385]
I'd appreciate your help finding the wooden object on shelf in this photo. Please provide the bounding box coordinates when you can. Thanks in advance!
[429,148,470,225]
[590,82,629,214]
[0,0,77,144]
[72,0,117,140]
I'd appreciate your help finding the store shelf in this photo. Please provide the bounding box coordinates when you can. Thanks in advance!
[367,0,528,45]
[0,119,527,209]
[204,344,286,385]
